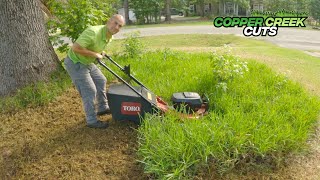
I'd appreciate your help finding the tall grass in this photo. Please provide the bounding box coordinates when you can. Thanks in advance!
[103,49,213,98]
[110,50,320,178]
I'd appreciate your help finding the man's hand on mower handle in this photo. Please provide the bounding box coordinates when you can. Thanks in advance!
[95,51,107,60]
[101,51,106,57]
[95,53,103,59]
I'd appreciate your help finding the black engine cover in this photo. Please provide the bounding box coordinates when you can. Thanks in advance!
[171,92,203,113]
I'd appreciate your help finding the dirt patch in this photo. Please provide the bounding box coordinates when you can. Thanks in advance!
[1,86,319,179]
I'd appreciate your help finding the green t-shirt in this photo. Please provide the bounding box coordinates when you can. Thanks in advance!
[67,25,112,65]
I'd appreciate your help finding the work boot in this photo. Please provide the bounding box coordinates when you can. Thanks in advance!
[87,120,109,129]
[97,108,111,116]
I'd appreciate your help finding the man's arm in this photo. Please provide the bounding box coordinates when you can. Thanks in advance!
[72,43,103,59]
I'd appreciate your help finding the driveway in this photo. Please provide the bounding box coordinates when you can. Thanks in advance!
[114,26,320,56]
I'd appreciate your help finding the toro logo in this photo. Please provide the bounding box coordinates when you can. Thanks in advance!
[121,102,141,115]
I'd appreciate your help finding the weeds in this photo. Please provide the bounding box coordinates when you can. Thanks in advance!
[211,45,249,92]
[122,31,145,58]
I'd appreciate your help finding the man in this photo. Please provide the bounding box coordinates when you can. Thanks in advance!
[64,14,125,129]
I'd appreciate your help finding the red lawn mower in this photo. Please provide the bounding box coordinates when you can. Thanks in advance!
[98,55,209,124]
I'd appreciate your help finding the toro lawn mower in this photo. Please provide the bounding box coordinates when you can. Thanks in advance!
[98,55,209,124]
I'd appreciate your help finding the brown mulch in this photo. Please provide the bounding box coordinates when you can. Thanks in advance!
[0,87,148,179]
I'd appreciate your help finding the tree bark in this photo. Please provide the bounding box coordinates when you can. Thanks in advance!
[165,0,171,22]
[0,0,60,97]
[38,0,52,19]
[199,0,205,17]
[124,0,130,25]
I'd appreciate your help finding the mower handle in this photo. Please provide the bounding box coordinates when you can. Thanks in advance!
[103,54,148,90]
[96,58,161,112]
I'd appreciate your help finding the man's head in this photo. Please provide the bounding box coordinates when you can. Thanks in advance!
[106,14,125,35]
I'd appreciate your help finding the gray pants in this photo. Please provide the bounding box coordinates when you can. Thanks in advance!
[64,57,109,124]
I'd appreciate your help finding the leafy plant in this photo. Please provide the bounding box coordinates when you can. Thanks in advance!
[211,45,248,92]
[47,0,113,53]
[122,31,146,58]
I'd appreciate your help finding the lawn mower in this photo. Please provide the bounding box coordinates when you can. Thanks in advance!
[97,55,209,124]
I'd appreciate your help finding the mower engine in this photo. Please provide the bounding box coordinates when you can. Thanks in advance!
[171,92,208,113]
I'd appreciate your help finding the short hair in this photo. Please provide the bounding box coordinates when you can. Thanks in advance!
[110,14,125,22]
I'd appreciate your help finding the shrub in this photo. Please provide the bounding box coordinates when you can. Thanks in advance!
[211,46,248,92]
[122,31,146,58]
[47,0,113,53]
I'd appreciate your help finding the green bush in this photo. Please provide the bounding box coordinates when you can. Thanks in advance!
[122,31,146,58]
[47,0,113,53]
[211,46,248,92]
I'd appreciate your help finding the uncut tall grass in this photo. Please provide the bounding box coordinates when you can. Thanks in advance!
[104,50,320,178]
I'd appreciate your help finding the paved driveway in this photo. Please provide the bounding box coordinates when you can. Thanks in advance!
[114,26,320,55]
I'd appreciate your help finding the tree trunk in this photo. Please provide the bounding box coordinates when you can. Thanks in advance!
[199,1,205,17]
[124,0,130,25]
[0,0,60,97]
[165,0,171,22]
[185,1,190,17]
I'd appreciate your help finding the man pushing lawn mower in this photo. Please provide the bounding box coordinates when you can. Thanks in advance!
[64,14,125,129]
[64,14,209,129]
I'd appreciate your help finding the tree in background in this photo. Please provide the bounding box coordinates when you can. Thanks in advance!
[182,0,195,17]
[123,0,130,24]
[262,0,284,11]
[262,0,310,12]
[196,0,206,17]
[294,0,310,13]
[165,0,172,21]
[130,0,162,24]
[47,0,116,53]
[310,0,320,25]
[235,0,250,9]
[172,0,187,10]
[178,0,208,17]
[183,0,250,17]
[125,0,314,21]
[0,0,60,96]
